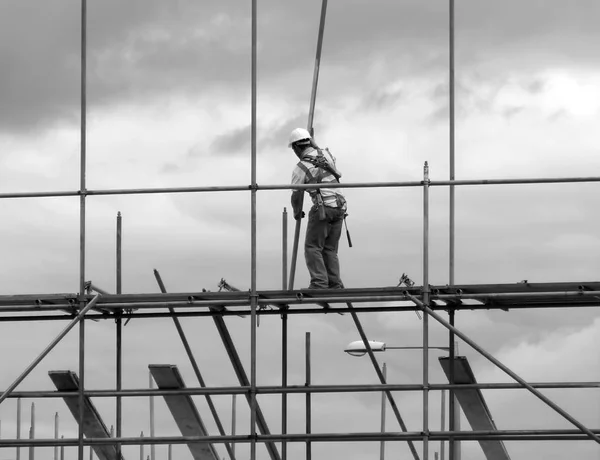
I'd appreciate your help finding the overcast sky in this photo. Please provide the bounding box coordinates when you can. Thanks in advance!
[1,1,600,459]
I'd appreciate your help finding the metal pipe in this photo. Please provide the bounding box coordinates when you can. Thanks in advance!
[380,363,387,460]
[3,380,598,398]
[448,0,455,288]
[6,429,600,446]
[116,211,123,459]
[149,372,155,460]
[282,208,288,460]
[139,431,144,460]
[307,0,328,134]
[422,162,430,460]
[78,1,88,459]
[440,390,446,460]
[153,270,235,460]
[347,302,420,460]
[54,412,59,460]
[17,398,21,460]
[0,295,101,405]
[406,293,600,444]
[231,395,237,459]
[29,403,34,460]
[7,174,600,200]
[305,332,311,460]
[250,1,258,460]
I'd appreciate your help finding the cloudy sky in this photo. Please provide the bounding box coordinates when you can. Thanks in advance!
[1,0,600,459]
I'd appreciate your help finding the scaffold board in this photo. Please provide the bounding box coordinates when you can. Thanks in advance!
[439,356,511,460]
[48,370,123,460]
[149,364,219,460]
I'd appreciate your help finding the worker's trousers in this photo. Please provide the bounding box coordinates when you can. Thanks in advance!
[304,205,345,289]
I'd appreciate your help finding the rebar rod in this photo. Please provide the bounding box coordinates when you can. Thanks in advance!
[406,293,600,444]
[346,302,420,460]
[153,270,235,460]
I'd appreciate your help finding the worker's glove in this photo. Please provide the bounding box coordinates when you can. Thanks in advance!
[294,210,305,221]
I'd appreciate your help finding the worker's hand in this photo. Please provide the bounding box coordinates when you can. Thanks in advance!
[294,210,305,221]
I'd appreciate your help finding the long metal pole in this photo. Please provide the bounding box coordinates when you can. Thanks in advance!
[78,1,88,459]
[406,293,600,444]
[149,372,155,460]
[422,162,430,460]
[231,395,237,459]
[116,212,123,459]
[282,208,288,460]
[440,390,446,460]
[29,403,34,460]
[307,0,328,135]
[7,174,600,200]
[250,1,258,459]
[54,412,59,460]
[305,332,311,460]
[448,2,458,458]
[379,363,387,460]
[17,398,21,460]
[288,0,329,291]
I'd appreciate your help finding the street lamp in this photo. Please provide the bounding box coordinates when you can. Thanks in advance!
[344,340,450,357]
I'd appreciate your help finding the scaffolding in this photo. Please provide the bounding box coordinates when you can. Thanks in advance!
[1,1,600,460]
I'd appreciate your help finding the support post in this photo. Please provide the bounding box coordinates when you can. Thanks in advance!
[282,208,289,460]
[149,371,155,460]
[422,162,431,460]
[78,1,88,459]
[116,211,122,459]
[380,363,387,460]
[305,332,311,460]
[54,412,59,460]
[17,398,21,460]
[250,1,258,460]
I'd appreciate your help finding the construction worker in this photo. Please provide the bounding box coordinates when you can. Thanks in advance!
[289,128,347,289]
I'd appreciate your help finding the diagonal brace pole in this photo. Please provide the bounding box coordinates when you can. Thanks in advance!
[346,302,421,460]
[153,270,236,460]
[405,293,600,444]
[0,294,101,406]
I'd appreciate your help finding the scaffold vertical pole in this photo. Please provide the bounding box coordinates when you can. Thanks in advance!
[282,208,288,460]
[17,398,21,460]
[250,0,258,459]
[448,1,459,458]
[423,162,430,460]
[78,0,88,459]
[305,332,312,460]
[116,211,123,459]
[380,363,387,460]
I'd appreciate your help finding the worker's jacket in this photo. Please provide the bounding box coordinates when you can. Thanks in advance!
[291,147,347,210]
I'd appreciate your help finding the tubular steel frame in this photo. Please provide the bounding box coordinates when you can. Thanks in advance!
[0,1,600,460]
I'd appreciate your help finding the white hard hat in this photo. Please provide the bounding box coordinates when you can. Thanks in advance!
[288,127,311,147]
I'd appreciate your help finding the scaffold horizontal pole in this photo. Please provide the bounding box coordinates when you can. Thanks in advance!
[2,175,600,199]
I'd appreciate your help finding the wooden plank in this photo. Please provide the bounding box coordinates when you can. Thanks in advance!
[439,357,511,460]
[48,371,122,460]
[149,365,219,460]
